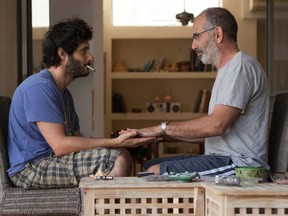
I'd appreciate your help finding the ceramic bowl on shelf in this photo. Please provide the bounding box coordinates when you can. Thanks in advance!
[270,173,288,184]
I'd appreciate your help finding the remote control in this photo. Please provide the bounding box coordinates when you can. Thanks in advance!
[137,171,154,178]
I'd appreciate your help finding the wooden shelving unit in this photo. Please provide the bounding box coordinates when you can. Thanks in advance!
[103,1,216,155]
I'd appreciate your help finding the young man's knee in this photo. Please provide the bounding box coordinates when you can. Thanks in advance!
[110,148,133,176]
[119,148,132,163]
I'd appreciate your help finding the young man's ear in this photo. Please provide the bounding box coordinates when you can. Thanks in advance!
[57,47,68,61]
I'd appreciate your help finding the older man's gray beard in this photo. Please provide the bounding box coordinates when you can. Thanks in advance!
[65,56,89,79]
[200,40,221,67]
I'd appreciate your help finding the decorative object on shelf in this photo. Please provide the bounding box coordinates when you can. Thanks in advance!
[155,58,166,72]
[154,94,161,103]
[169,102,181,113]
[112,92,127,113]
[169,63,180,72]
[147,94,181,113]
[164,94,172,103]
[146,102,181,113]
[146,102,167,113]
[176,0,194,26]
[177,61,191,72]
[113,60,128,72]
[131,108,142,113]
[176,11,194,26]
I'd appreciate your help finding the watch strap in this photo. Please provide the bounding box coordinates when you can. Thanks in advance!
[161,122,168,136]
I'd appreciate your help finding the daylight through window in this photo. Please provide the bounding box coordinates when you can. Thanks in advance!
[112,0,221,26]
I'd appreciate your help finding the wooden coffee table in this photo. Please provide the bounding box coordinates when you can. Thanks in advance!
[79,177,204,216]
[202,182,288,216]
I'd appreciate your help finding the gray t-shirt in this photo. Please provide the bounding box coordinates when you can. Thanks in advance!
[205,51,270,170]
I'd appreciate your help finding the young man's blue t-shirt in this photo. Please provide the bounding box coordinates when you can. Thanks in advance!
[7,69,80,176]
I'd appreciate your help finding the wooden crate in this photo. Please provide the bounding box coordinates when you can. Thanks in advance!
[202,182,288,216]
[79,177,204,216]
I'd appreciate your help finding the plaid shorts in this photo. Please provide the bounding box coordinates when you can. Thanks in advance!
[10,148,121,189]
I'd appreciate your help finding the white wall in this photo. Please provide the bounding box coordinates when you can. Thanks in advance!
[224,0,257,58]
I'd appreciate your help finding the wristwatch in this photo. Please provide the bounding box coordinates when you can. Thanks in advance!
[161,122,168,136]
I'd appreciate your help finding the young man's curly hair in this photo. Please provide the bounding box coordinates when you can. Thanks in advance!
[42,17,93,68]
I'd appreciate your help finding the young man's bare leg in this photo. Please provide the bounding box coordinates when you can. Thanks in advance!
[109,148,133,176]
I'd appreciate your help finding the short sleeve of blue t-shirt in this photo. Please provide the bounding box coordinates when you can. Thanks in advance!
[25,78,64,124]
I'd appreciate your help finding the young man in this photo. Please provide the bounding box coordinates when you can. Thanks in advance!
[7,17,156,189]
[122,7,270,176]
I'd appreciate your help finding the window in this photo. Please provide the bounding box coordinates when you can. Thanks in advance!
[31,0,49,74]
[112,0,221,26]
[32,0,49,27]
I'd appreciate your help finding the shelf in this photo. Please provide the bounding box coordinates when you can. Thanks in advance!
[109,27,193,39]
[111,112,206,121]
[104,1,215,140]
[111,72,217,79]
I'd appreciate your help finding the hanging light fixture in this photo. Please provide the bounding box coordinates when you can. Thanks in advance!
[176,0,194,26]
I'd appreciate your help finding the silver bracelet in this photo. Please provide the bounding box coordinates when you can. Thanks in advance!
[161,122,168,136]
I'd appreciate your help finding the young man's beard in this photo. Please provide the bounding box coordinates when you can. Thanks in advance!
[65,55,89,79]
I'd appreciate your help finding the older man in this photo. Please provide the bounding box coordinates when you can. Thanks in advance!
[122,7,269,176]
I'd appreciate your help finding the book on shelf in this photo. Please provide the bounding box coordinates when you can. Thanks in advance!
[112,92,127,113]
[193,90,203,112]
[194,89,211,113]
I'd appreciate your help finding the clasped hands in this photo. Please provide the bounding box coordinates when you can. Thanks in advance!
[116,126,162,148]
